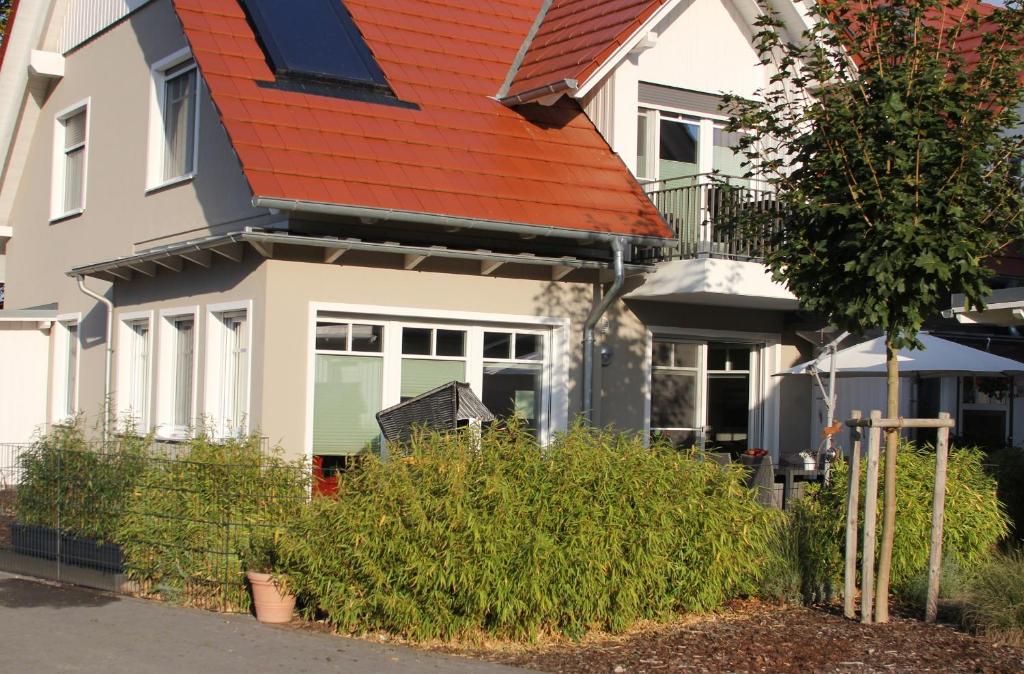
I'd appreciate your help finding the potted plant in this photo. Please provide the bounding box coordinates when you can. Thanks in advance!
[242,528,295,624]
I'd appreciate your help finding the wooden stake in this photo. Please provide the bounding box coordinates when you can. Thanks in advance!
[925,413,952,623]
[861,410,882,624]
[844,410,863,620]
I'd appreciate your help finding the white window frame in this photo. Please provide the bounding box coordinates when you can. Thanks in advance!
[156,306,199,439]
[204,300,254,439]
[637,104,739,184]
[306,302,570,461]
[51,313,82,424]
[116,310,155,431]
[50,98,91,221]
[146,47,201,192]
[644,327,782,459]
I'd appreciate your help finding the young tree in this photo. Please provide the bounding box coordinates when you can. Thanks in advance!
[0,0,12,47]
[726,0,1024,622]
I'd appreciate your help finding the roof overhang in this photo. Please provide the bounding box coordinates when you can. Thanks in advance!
[944,287,1024,326]
[68,230,648,283]
[252,196,675,248]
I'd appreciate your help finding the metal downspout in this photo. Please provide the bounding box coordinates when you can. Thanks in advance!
[583,238,625,424]
[75,275,113,442]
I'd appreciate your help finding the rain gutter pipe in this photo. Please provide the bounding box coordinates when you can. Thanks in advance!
[583,238,625,424]
[251,197,674,249]
[75,274,113,442]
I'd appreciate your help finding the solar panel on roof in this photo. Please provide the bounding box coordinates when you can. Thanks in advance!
[241,0,389,91]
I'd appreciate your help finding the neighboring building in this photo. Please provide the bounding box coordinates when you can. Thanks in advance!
[0,0,835,462]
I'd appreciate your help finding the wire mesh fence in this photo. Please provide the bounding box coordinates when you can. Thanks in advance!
[0,439,307,612]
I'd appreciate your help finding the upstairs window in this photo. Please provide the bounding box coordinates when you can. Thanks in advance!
[637,107,746,185]
[148,50,200,190]
[52,101,89,220]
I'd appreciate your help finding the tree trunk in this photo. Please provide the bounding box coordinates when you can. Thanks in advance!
[875,336,900,623]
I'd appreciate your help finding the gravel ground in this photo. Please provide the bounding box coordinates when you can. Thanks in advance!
[444,601,1024,673]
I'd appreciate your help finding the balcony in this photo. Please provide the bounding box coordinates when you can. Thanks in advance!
[627,174,798,310]
[642,174,782,262]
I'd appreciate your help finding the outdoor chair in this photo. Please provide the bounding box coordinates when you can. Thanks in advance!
[375,381,495,445]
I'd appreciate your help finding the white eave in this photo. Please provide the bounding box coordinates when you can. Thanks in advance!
[944,287,1024,326]
[626,256,799,310]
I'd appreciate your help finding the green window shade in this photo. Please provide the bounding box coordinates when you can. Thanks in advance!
[313,354,383,456]
[400,359,465,399]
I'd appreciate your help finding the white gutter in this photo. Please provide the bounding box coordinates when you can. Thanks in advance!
[251,197,674,249]
[75,274,113,442]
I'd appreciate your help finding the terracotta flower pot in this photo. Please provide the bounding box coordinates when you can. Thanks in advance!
[247,570,295,624]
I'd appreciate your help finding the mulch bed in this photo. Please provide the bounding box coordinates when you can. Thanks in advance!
[442,601,1024,673]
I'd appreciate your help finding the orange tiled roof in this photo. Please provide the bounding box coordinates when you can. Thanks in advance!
[172,0,671,240]
[505,0,669,99]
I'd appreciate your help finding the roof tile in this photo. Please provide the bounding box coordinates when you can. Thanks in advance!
[173,0,670,239]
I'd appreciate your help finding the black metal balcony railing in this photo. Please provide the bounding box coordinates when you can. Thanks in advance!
[642,174,783,262]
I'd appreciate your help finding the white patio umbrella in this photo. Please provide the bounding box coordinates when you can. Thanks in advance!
[784,333,1024,377]
[783,333,1024,463]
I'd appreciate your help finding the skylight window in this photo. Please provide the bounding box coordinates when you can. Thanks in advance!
[241,0,389,91]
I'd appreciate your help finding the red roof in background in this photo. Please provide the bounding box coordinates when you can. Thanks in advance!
[172,0,671,240]
[505,0,669,99]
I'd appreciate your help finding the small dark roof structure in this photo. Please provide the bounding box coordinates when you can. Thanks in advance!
[375,381,495,445]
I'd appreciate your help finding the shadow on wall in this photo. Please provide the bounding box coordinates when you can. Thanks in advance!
[532,278,652,433]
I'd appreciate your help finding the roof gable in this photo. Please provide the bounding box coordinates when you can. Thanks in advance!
[172,0,671,241]
[503,0,671,101]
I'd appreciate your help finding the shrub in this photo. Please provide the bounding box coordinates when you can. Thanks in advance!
[14,420,149,542]
[985,447,1024,541]
[277,421,782,641]
[115,434,308,610]
[800,442,1008,597]
[962,548,1024,646]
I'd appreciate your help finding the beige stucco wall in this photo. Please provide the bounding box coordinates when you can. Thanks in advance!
[259,258,596,456]
[2,0,262,424]
[112,256,268,435]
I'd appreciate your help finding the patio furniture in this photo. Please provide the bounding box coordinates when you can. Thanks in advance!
[738,453,776,507]
[375,381,495,445]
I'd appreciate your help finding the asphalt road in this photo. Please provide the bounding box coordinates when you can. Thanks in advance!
[0,572,532,673]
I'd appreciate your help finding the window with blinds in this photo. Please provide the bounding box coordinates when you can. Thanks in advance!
[172,317,195,430]
[56,106,88,217]
[217,311,249,436]
[125,319,151,428]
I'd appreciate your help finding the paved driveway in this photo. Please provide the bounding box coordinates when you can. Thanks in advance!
[0,572,532,673]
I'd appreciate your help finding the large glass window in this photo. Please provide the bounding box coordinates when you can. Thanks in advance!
[313,320,385,456]
[637,108,748,184]
[311,316,554,454]
[400,326,467,401]
[650,339,756,453]
[650,341,700,447]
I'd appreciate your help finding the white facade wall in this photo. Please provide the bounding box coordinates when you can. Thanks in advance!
[0,323,50,444]
[582,0,769,175]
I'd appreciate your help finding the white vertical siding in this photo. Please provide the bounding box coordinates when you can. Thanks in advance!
[59,0,152,54]
[583,71,616,147]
